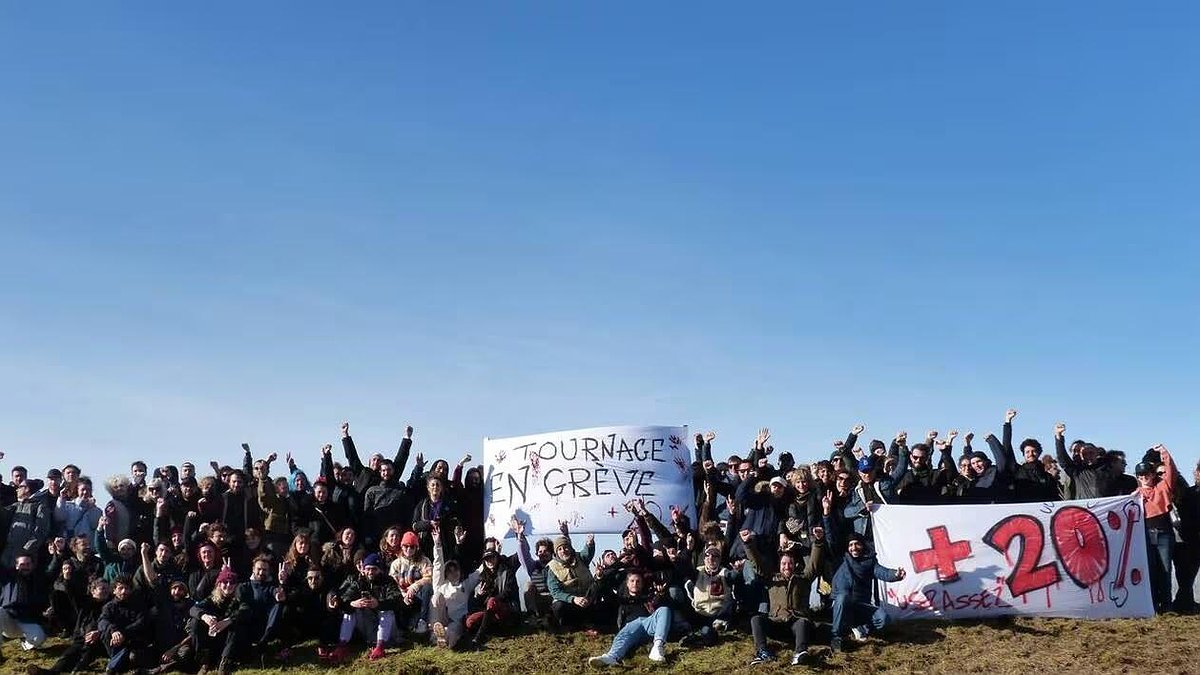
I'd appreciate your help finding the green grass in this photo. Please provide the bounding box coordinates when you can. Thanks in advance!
[7,614,1200,674]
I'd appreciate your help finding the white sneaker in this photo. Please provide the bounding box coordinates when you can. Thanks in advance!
[791,650,808,666]
[589,654,619,668]
[712,619,728,632]
[649,640,666,662]
[414,619,428,634]
[850,626,868,642]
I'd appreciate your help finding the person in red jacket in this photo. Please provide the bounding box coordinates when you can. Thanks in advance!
[1134,443,1176,613]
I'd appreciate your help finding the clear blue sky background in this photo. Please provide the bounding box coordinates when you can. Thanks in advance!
[1,2,1197,485]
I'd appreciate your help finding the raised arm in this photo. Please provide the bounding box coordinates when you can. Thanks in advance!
[985,433,1010,476]
[1156,445,1177,502]
[392,426,414,476]
[1002,409,1017,465]
[341,422,365,474]
[1054,423,1079,476]
[320,445,335,484]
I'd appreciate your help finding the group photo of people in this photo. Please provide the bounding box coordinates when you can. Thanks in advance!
[1,410,1194,674]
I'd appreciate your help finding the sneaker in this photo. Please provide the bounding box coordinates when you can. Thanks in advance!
[369,644,386,661]
[432,621,448,648]
[712,618,729,633]
[415,618,429,634]
[791,650,808,666]
[327,644,350,664]
[588,654,619,668]
[850,626,868,642]
[830,637,844,654]
[750,649,774,665]
[648,640,666,662]
[678,632,701,649]
[316,645,332,659]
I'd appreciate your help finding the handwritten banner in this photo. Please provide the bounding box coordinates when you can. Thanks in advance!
[873,495,1154,620]
[483,425,694,539]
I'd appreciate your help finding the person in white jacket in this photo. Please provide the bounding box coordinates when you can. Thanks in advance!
[428,522,480,650]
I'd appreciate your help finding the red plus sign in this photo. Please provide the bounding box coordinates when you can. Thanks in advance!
[910,525,973,582]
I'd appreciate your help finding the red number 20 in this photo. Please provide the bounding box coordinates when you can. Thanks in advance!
[983,515,1061,597]
[984,509,1111,597]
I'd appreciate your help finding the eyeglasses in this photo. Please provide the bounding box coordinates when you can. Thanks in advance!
[911,454,927,461]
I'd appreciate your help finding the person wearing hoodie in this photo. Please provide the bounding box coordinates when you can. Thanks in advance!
[427,522,482,650]
[390,530,433,635]
[826,514,906,653]
[327,552,400,662]
[282,456,315,537]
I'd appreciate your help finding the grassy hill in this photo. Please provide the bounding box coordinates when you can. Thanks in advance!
[7,614,1198,674]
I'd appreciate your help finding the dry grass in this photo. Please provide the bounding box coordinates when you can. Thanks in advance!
[6,614,1199,674]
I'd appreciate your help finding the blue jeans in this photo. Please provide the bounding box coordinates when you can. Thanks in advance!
[1146,527,1174,612]
[831,594,888,638]
[607,606,671,661]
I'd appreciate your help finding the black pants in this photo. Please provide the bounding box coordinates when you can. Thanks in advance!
[550,600,592,630]
[750,614,811,654]
[189,618,242,667]
[51,637,104,673]
[1175,539,1199,611]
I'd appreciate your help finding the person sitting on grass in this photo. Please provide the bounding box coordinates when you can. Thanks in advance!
[24,577,110,675]
[744,493,830,667]
[587,571,670,668]
[513,518,555,625]
[325,553,400,663]
[545,522,598,634]
[678,544,738,647]
[97,574,150,673]
[187,567,245,675]
[428,521,482,650]
[826,515,905,653]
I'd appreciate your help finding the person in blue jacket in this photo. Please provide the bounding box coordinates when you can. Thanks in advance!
[826,509,905,653]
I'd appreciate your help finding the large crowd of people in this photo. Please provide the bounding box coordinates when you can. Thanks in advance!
[0,410,1194,674]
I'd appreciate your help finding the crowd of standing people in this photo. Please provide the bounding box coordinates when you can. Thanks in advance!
[0,410,1193,673]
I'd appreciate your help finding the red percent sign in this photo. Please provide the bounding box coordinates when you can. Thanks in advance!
[981,507,1113,598]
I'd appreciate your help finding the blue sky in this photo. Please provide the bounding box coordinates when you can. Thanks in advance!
[1,2,1197,483]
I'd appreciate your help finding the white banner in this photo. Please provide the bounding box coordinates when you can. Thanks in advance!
[483,425,694,539]
[873,495,1154,620]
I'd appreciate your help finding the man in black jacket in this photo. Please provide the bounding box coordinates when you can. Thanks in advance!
[1003,410,1060,503]
[1054,423,1115,500]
